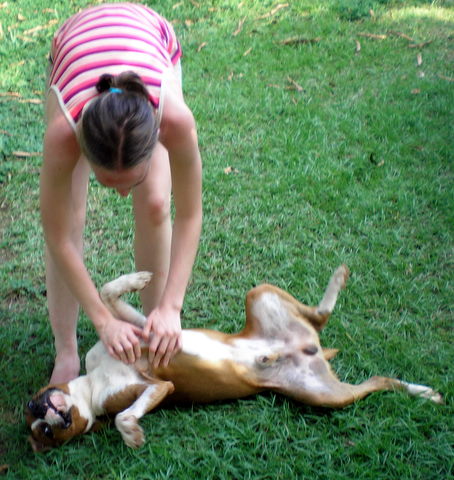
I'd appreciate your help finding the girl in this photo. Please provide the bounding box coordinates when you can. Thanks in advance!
[42,3,202,384]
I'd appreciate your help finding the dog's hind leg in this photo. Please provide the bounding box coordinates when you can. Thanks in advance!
[115,380,174,448]
[297,265,350,331]
[305,376,442,408]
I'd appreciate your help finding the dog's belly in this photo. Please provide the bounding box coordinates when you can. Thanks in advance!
[151,331,282,403]
[155,353,262,404]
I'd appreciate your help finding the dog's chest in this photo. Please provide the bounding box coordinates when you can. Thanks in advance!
[88,351,145,415]
[181,330,280,366]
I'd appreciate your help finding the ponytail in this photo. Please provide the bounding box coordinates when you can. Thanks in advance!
[80,72,158,170]
[95,72,150,100]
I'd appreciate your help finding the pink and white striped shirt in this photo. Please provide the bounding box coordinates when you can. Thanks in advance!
[48,3,182,130]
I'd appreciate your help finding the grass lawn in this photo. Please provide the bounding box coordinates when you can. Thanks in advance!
[1,0,453,478]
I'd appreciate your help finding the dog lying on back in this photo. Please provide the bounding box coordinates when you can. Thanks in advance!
[26,266,442,451]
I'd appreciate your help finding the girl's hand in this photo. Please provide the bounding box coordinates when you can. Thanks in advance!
[98,316,143,364]
[143,306,183,368]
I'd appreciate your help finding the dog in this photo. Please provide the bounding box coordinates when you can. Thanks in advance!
[26,265,442,451]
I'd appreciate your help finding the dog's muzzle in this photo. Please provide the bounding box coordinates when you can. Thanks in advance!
[28,392,72,429]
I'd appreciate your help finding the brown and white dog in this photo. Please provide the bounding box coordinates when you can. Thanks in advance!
[26,266,442,451]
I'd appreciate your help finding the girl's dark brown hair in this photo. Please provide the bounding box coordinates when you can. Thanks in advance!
[80,72,158,170]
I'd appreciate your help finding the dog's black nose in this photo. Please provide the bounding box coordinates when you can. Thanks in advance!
[28,399,47,418]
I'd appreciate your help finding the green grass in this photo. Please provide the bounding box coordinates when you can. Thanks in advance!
[1,0,453,478]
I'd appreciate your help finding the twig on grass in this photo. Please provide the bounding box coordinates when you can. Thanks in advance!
[256,3,289,20]
[416,53,423,67]
[278,36,321,46]
[437,74,454,82]
[358,32,387,40]
[23,19,58,35]
[408,41,432,49]
[287,76,304,92]
[232,17,246,37]
[355,40,361,54]
[12,151,42,158]
[388,31,415,42]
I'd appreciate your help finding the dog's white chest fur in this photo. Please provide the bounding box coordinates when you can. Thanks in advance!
[182,331,281,366]
[85,342,145,416]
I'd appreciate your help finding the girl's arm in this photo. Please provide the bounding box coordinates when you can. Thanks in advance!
[143,86,203,367]
[41,106,142,364]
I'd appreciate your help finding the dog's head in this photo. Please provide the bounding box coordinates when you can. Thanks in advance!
[26,385,89,452]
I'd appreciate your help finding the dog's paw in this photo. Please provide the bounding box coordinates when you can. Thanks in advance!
[334,264,350,289]
[115,414,145,448]
[131,272,153,292]
[419,388,443,405]
[401,381,444,405]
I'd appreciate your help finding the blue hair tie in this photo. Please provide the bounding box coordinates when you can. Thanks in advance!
[109,87,123,94]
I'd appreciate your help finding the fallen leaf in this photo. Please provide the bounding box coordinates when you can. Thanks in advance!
[188,0,200,7]
[224,166,239,174]
[17,35,33,42]
[416,53,422,66]
[0,91,20,97]
[184,19,193,27]
[19,98,42,104]
[227,72,244,81]
[279,36,320,46]
[411,88,421,94]
[437,74,454,82]
[243,47,252,56]
[369,153,385,167]
[23,19,57,35]
[12,151,42,157]
[287,76,304,92]
[197,42,207,52]
[232,17,246,36]
[355,40,361,54]
[17,13,25,21]
[358,32,387,40]
[388,31,415,42]
[257,3,289,20]
[172,2,183,9]
[408,41,432,49]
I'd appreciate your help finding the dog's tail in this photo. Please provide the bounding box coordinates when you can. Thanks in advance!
[100,272,152,328]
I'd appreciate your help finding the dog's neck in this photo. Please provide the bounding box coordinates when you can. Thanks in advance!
[67,375,97,431]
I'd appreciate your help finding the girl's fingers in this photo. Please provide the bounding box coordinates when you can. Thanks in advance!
[161,337,178,367]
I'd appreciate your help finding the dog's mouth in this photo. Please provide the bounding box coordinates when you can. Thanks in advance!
[28,391,72,429]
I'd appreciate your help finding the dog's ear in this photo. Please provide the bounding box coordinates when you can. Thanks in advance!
[28,435,52,453]
[323,348,340,361]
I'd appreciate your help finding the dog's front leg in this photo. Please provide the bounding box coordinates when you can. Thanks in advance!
[115,381,174,448]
